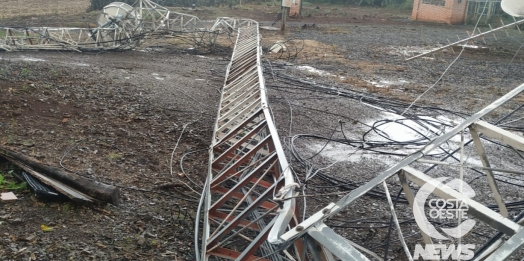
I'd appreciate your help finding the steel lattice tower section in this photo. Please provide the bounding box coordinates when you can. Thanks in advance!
[196,22,303,260]
[0,0,212,52]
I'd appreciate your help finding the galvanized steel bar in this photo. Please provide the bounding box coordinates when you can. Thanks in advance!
[469,127,509,217]
[471,121,524,152]
[406,19,524,61]
[307,223,370,261]
[484,227,524,261]
[402,166,520,236]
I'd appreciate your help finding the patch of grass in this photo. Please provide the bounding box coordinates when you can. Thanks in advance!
[150,239,159,247]
[0,170,27,191]
[61,202,76,211]
[237,5,254,11]
[108,152,124,161]
[3,134,17,145]
[386,0,413,10]
[302,1,316,6]
[22,139,34,146]
[20,68,30,76]
[124,236,134,245]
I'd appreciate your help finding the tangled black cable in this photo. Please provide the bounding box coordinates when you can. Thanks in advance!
[265,64,524,260]
[274,68,470,203]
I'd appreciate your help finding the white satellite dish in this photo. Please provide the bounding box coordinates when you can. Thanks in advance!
[501,0,524,17]
[97,2,138,27]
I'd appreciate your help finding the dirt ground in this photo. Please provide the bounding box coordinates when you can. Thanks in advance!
[1,1,524,260]
[0,0,90,20]
[0,48,228,260]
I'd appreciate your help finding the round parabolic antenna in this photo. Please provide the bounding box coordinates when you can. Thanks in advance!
[97,2,138,27]
[501,0,524,17]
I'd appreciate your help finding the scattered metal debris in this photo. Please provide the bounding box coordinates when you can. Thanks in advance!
[21,171,60,199]
[269,42,287,53]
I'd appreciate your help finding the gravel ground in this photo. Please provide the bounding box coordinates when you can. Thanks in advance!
[261,21,524,113]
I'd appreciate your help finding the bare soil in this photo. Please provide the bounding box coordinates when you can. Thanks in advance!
[0,0,90,20]
[0,49,226,260]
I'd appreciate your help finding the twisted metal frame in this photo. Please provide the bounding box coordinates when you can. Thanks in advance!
[0,0,213,52]
[0,26,138,52]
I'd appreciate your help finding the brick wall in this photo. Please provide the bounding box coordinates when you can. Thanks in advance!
[412,0,467,24]
[449,0,467,24]
[289,0,301,18]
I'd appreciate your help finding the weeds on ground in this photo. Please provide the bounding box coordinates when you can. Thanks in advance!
[20,68,30,76]
[0,170,27,191]
[61,202,78,211]
[108,152,124,161]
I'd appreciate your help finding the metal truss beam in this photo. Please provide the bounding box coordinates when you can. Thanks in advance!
[0,27,135,52]
[211,18,258,34]
[196,20,301,261]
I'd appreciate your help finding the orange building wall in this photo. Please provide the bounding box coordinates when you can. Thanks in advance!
[289,0,301,18]
[449,0,467,24]
[412,0,467,24]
